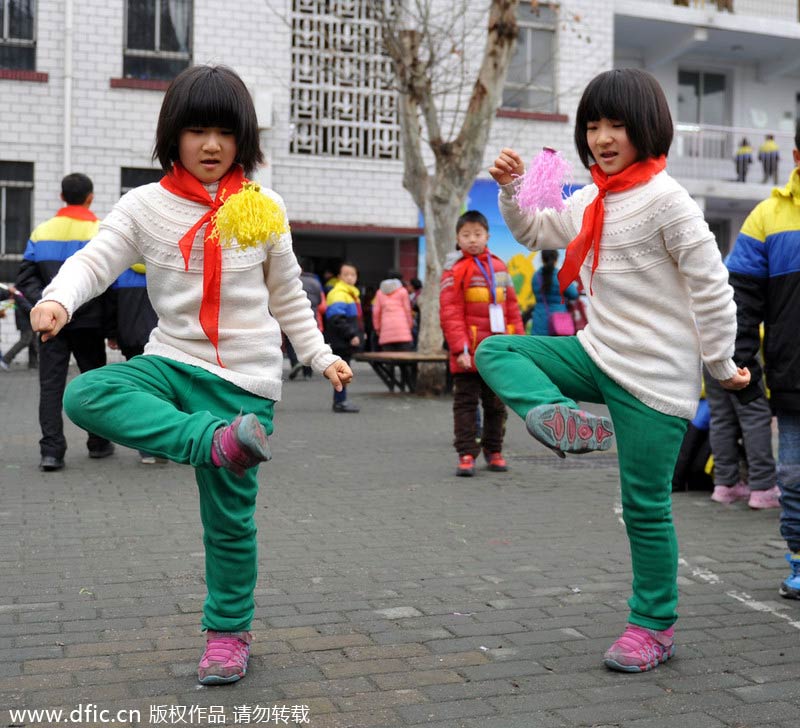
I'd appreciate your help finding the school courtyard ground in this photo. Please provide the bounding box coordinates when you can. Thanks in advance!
[0,361,798,728]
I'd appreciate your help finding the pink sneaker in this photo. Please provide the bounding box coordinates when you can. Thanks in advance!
[604,624,675,673]
[197,630,252,685]
[748,485,781,510]
[710,481,750,504]
[211,414,271,477]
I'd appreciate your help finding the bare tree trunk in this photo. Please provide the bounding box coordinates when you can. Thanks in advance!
[380,0,520,394]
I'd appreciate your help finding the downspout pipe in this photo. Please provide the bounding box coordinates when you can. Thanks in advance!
[63,0,74,175]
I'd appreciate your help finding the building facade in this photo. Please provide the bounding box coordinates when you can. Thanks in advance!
[1,0,799,295]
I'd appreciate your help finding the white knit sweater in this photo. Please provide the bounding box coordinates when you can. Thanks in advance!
[499,170,738,419]
[40,182,339,401]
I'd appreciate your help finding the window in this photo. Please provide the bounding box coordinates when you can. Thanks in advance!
[677,70,728,126]
[0,0,35,71]
[0,161,33,282]
[121,167,163,196]
[123,0,192,81]
[289,0,400,159]
[502,3,557,113]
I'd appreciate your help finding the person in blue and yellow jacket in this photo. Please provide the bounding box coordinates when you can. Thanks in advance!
[439,210,524,476]
[758,134,780,184]
[727,120,800,599]
[324,261,363,413]
[15,173,115,472]
[734,137,752,182]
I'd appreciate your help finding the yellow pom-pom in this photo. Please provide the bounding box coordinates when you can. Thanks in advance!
[131,263,146,274]
[212,182,289,249]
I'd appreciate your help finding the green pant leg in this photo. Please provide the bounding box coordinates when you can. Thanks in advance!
[475,335,604,419]
[65,355,276,632]
[63,356,223,466]
[599,372,688,630]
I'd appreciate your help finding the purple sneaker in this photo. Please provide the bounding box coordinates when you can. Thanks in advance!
[198,631,252,685]
[525,404,614,456]
[604,624,675,673]
[748,485,781,510]
[710,481,750,504]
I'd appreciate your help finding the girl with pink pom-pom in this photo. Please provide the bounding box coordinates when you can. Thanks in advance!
[475,68,749,674]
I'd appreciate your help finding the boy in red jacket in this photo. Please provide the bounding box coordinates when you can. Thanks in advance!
[440,210,525,476]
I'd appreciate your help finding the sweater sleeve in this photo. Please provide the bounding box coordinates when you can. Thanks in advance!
[660,189,738,381]
[498,183,578,251]
[37,203,142,322]
[262,193,339,374]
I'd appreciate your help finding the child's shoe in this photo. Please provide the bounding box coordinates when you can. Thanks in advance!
[779,552,800,599]
[603,624,675,673]
[748,485,780,510]
[211,414,271,477]
[525,404,614,456]
[198,630,252,685]
[484,451,508,472]
[456,454,475,477]
[710,481,750,504]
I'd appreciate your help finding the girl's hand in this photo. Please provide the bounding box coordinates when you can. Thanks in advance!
[324,359,354,392]
[720,367,751,390]
[489,148,525,186]
[30,301,68,342]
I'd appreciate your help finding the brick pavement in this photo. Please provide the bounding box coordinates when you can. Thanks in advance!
[0,361,798,728]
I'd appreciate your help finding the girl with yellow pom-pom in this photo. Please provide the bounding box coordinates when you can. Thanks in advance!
[29,65,353,687]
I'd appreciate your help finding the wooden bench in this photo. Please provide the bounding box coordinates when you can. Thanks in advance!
[353,351,449,393]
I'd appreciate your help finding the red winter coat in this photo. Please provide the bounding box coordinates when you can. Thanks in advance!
[439,250,524,374]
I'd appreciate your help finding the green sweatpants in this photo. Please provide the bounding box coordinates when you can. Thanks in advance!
[475,335,688,630]
[63,355,275,633]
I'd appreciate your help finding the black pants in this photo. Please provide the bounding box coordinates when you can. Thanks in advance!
[452,372,507,457]
[38,328,111,458]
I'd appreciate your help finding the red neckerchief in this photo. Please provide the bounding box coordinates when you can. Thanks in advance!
[557,156,666,296]
[55,205,98,222]
[160,161,247,367]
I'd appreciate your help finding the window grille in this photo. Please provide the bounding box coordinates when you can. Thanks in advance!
[123,0,192,81]
[502,3,557,113]
[0,0,35,71]
[0,161,33,282]
[290,0,400,159]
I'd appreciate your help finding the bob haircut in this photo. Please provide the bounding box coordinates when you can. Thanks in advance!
[574,69,673,169]
[153,65,264,176]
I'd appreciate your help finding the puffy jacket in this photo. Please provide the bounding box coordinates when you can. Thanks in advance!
[16,205,112,331]
[109,264,158,354]
[726,167,800,412]
[373,279,413,346]
[324,279,363,354]
[439,249,524,373]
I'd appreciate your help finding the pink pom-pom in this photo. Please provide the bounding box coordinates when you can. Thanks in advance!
[514,147,572,212]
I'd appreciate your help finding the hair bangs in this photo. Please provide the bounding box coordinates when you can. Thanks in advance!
[177,72,243,133]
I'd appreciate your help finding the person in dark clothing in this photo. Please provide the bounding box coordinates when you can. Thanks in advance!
[287,260,323,380]
[0,283,37,369]
[15,173,114,472]
[108,264,162,463]
[324,261,362,412]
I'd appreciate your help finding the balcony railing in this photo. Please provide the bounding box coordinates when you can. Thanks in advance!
[670,123,795,182]
[663,0,798,22]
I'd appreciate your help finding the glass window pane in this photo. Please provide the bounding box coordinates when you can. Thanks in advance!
[0,43,34,70]
[127,0,156,50]
[701,72,726,126]
[529,28,553,87]
[506,29,529,85]
[677,70,700,123]
[9,0,34,40]
[0,161,34,183]
[4,187,31,256]
[160,0,191,53]
[123,52,189,80]
[121,167,163,195]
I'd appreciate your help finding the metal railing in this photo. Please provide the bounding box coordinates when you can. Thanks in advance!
[670,123,795,182]
[661,0,797,22]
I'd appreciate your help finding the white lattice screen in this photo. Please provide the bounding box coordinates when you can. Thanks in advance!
[290,0,400,159]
